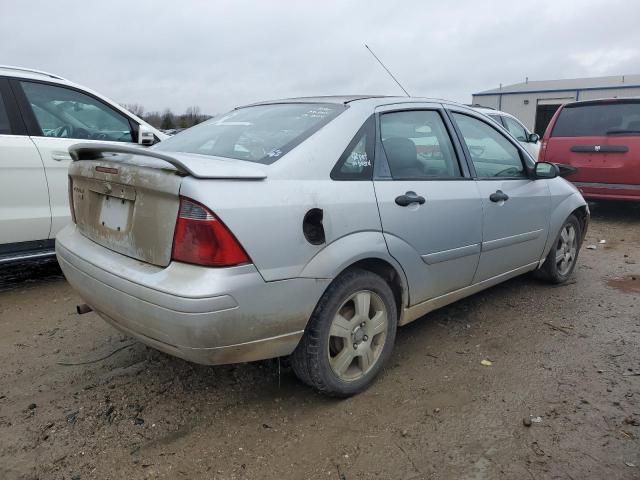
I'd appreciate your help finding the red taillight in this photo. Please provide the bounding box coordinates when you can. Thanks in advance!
[68,175,77,224]
[171,197,250,267]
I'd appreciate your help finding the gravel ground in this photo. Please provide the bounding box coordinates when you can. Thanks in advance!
[0,201,639,480]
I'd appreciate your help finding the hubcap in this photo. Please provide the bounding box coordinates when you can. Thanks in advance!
[556,224,577,276]
[327,290,388,382]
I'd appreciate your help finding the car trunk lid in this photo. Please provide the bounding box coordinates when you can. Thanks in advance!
[68,144,266,267]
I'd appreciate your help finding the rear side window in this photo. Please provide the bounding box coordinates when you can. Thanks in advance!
[552,101,640,137]
[0,92,11,134]
[380,110,461,179]
[331,116,374,180]
[155,103,345,164]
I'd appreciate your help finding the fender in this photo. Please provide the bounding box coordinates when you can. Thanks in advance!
[538,191,588,265]
[299,230,409,304]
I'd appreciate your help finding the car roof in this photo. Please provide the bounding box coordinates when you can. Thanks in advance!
[470,105,526,123]
[0,65,70,83]
[562,96,640,108]
[242,95,472,110]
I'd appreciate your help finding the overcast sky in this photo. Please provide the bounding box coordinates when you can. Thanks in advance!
[2,0,639,115]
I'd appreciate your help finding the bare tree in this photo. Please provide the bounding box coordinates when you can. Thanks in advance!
[160,109,175,130]
[122,103,145,117]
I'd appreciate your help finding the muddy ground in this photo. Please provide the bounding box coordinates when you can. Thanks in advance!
[1,202,639,480]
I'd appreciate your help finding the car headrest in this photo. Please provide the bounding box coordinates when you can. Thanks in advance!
[383,137,418,168]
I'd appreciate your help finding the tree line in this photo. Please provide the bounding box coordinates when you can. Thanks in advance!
[122,104,211,130]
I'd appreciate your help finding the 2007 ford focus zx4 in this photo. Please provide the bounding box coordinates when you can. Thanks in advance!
[56,96,589,397]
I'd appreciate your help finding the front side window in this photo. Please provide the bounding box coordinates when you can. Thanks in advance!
[502,116,528,142]
[452,113,526,178]
[380,110,461,179]
[21,81,133,142]
[155,103,345,164]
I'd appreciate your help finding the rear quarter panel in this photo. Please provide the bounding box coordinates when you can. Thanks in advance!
[178,105,384,282]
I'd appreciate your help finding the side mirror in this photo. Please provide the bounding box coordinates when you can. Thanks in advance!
[528,133,540,143]
[534,161,558,179]
[138,124,156,146]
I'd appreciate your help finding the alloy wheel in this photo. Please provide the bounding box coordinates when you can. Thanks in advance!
[556,223,577,276]
[327,290,388,382]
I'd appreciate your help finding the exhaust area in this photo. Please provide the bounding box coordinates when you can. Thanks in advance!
[76,304,93,315]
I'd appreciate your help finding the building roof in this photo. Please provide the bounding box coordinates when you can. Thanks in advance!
[474,74,640,96]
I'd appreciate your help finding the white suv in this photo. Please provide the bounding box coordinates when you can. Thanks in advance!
[0,66,167,263]
[472,106,540,160]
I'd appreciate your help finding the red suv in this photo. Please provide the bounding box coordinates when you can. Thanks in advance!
[540,98,640,201]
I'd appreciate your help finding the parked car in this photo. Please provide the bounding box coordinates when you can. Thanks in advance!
[0,65,167,263]
[540,98,640,202]
[56,96,589,396]
[473,106,541,159]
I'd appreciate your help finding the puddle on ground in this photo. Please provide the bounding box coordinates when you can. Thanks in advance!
[0,259,64,293]
[607,274,640,294]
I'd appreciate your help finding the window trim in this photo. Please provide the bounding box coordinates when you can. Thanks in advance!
[446,108,532,181]
[373,107,473,182]
[0,77,28,135]
[330,115,375,181]
[10,78,138,142]
[488,114,506,128]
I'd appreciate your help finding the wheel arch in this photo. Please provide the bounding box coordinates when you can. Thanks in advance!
[539,192,588,265]
[299,231,409,322]
[337,258,406,320]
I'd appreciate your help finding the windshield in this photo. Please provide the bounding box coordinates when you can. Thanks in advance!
[552,101,640,137]
[154,103,345,164]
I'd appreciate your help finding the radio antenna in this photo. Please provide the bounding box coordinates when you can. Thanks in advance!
[364,44,410,97]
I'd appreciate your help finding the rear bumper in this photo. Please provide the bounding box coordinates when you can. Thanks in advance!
[573,182,640,202]
[55,226,329,365]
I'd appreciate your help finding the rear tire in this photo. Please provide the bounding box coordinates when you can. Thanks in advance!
[536,214,581,284]
[291,268,397,397]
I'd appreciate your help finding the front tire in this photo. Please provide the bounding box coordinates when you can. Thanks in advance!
[291,269,397,397]
[536,214,581,284]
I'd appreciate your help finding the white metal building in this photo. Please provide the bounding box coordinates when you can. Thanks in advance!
[472,74,640,135]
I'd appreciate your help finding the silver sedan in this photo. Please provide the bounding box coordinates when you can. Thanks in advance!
[57,96,588,397]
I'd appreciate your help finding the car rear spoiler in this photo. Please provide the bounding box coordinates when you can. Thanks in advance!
[68,143,267,180]
[69,143,197,176]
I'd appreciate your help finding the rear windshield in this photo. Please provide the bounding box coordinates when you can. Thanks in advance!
[552,101,640,137]
[154,103,345,164]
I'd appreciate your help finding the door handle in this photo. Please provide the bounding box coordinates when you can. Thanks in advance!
[489,190,509,202]
[395,191,426,207]
[52,152,72,162]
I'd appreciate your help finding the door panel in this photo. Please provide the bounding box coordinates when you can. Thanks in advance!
[473,179,550,281]
[373,106,482,305]
[0,79,51,245]
[449,110,550,281]
[375,181,483,303]
[0,135,51,244]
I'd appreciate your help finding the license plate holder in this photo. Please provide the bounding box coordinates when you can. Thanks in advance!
[99,195,132,232]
